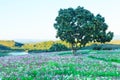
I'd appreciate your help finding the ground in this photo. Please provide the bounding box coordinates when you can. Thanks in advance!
[0,50,120,80]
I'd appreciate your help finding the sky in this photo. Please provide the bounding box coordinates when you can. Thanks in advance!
[0,0,120,41]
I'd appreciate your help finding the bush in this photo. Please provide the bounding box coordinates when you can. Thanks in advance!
[28,50,48,53]
[49,43,69,52]
[93,44,102,50]
[102,47,112,50]
[92,44,119,50]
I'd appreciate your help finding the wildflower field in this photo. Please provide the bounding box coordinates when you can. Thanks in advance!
[0,50,120,80]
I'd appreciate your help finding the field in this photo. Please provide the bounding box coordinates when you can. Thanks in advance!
[0,50,120,80]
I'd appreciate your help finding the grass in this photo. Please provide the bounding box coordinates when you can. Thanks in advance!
[57,51,72,55]
[57,50,91,55]
[88,51,120,63]
[0,50,120,79]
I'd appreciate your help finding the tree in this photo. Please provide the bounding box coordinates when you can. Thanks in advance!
[91,14,114,43]
[54,6,113,54]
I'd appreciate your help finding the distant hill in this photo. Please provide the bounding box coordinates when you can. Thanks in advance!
[14,39,47,43]
[0,39,119,52]
[0,44,11,50]
[0,40,23,48]
[0,40,15,47]
[109,40,120,45]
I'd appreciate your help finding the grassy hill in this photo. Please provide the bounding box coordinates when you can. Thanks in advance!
[108,40,120,44]
[0,40,24,52]
[0,40,23,47]
[0,45,11,50]
[22,40,70,51]
[0,40,15,47]
[0,40,119,52]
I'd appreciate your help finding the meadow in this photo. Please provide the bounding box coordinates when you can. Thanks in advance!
[0,50,120,80]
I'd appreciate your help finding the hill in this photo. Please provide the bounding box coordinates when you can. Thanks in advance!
[0,40,119,52]
[0,40,23,48]
[0,45,11,50]
[108,40,120,45]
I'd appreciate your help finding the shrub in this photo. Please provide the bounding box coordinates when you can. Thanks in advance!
[49,43,69,51]
[92,44,119,50]
[93,44,102,50]
[102,47,112,50]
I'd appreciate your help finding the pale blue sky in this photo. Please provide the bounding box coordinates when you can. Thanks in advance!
[0,0,120,40]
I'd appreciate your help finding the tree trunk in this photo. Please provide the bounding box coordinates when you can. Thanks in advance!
[71,44,77,56]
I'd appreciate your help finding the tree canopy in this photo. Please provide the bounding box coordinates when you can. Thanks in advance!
[54,6,114,54]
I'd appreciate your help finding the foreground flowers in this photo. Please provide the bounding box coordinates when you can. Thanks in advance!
[0,51,120,80]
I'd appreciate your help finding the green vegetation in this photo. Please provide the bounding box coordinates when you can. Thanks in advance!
[0,40,23,48]
[0,44,11,50]
[0,44,12,56]
[22,40,70,51]
[54,6,113,54]
[49,43,69,52]
[58,51,72,55]
[0,40,70,53]
[0,40,120,54]
[89,52,120,63]
[81,44,120,50]
[1,50,120,79]
[0,4,119,80]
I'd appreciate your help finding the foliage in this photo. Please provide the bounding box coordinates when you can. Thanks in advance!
[14,42,23,47]
[91,14,114,43]
[0,40,70,53]
[54,6,114,54]
[0,44,12,56]
[49,43,69,51]
[22,40,70,51]
[82,44,120,50]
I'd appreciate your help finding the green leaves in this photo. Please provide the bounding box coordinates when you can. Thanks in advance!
[54,6,114,52]
[49,43,69,51]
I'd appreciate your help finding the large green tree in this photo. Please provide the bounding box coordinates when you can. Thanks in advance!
[54,6,113,54]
